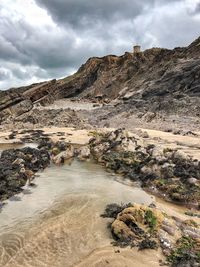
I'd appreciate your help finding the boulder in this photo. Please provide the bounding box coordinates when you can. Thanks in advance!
[143,112,156,122]
[77,146,90,161]
[172,150,190,162]
[0,147,50,201]
[10,100,33,117]
[53,146,75,164]
[102,202,200,266]
[188,177,199,186]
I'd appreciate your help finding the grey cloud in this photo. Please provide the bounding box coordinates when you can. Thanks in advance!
[11,68,32,80]
[0,68,11,81]
[0,15,79,70]
[194,2,200,13]
[35,0,151,27]
[35,0,182,28]
[0,0,199,90]
[34,0,191,51]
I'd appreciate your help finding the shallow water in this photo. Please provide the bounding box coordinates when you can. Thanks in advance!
[0,160,162,267]
[0,161,152,230]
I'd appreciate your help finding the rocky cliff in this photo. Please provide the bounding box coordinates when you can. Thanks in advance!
[1,36,200,121]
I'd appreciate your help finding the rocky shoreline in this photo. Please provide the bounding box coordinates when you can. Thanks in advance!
[0,127,199,266]
[0,133,90,203]
[0,147,50,202]
[1,127,199,208]
[89,129,200,209]
[102,203,200,267]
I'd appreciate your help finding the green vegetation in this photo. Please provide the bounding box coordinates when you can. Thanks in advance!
[157,178,167,186]
[167,236,200,266]
[144,209,157,231]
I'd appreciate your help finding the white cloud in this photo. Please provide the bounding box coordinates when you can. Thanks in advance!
[0,0,53,26]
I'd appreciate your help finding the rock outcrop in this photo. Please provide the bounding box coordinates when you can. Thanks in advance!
[102,203,200,266]
[0,147,50,201]
[90,129,200,208]
[1,37,200,121]
[1,108,87,130]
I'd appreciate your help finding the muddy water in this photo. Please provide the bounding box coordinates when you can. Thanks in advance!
[0,161,164,267]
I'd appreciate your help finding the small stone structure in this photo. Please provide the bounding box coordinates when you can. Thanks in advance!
[133,45,141,54]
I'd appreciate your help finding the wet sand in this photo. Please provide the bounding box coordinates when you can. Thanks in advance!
[0,161,162,267]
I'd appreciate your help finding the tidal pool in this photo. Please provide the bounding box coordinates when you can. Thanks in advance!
[0,160,163,267]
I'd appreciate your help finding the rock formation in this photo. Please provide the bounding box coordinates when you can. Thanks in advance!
[90,129,200,208]
[0,146,50,201]
[1,37,200,122]
[102,203,200,266]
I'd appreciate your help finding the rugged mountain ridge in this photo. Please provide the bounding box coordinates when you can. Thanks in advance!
[1,36,200,122]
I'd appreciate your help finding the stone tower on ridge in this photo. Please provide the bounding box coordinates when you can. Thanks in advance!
[133,45,141,54]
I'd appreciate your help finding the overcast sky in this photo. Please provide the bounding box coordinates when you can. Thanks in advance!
[0,0,200,90]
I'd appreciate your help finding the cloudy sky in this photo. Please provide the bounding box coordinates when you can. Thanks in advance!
[0,0,200,90]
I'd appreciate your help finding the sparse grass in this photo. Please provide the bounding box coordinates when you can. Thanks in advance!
[144,209,157,231]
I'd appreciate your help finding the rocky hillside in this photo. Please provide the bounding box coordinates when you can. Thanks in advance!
[1,36,200,121]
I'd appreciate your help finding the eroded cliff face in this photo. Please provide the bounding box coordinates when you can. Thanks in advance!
[1,37,200,121]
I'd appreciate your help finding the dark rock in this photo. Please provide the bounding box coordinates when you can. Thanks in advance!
[138,239,158,250]
[101,203,132,219]
[91,129,200,207]
[8,133,16,140]
[1,37,200,122]
[0,146,50,201]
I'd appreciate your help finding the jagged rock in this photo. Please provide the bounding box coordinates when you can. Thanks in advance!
[151,147,166,162]
[140,131,149,138]
[91,142,111,160]
[161,219,176,236]
[13,158,25,165]
[160,163,175,179]
[90,129,200,206]
[52,146,75,164]
[172,150,190,162]
[0,147,50,201]
[55,141,67,152]
[77,146,90,161]
[9,100,33,117]
[143,112,156,122]
[102,203,200,265]
[1,37,200,121]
